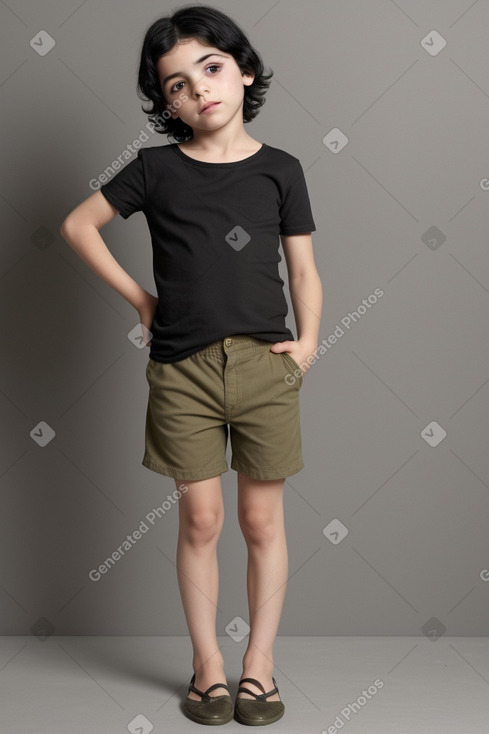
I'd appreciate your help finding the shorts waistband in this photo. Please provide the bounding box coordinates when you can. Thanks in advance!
[197,335,273,360]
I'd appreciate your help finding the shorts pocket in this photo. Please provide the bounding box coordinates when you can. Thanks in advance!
[281,351,304,387]
[145,358,155,384]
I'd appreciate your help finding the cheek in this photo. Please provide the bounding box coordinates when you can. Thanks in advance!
[177,98,194,116]
[222,74,246,99]
[217,67,240,88]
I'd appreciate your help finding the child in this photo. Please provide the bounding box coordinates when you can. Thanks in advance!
[60,5,322,727]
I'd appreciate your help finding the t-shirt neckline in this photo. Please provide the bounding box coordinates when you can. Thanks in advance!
[173,142,267,167]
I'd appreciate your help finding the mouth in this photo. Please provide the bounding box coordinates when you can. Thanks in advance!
[199,102,220,114]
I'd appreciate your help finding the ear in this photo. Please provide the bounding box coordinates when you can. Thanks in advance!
[242,71,255,86]
[163,101,179,120]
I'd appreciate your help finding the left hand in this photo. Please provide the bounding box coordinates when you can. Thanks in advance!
[269,339,318,378]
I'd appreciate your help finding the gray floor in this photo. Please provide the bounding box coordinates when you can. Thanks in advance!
[1,636,488,732]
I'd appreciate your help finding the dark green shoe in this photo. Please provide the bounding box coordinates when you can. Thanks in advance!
[184,672,234,725]
[234,677,285,726]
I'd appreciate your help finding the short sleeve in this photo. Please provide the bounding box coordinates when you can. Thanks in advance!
[279,158,316,235]
[99,149,146,219]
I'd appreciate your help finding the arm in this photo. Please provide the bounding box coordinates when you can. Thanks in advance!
[275,232,323,375]
[59,191,158,342]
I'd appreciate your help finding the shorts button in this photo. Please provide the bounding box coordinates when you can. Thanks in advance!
[224,338,232,347]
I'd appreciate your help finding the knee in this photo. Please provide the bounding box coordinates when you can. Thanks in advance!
[182,508,222,546]
[238,508,277,545]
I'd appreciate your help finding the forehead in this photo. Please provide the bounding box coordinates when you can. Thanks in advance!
[156,38,228,77]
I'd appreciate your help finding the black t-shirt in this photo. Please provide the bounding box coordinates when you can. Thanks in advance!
[100,142,316,363]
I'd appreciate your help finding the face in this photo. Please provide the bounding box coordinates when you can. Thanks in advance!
[156,37,254,131]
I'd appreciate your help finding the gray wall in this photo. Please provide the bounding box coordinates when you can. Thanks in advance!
[1,0,488,637]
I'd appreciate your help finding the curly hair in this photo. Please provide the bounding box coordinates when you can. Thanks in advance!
[137,4,273,142]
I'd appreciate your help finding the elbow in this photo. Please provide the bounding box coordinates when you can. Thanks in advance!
[60,215,85,242]
[291,266,321,283]
[60,216,73,240]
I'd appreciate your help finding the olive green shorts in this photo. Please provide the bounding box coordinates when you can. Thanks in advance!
[142,334,304,481]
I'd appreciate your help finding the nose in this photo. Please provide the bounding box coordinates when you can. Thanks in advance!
[190,73,210,97]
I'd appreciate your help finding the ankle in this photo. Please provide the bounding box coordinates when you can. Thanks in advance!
[193,654,225,673]
[241,656,274,674]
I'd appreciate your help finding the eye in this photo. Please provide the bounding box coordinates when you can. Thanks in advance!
[169,64,222,93]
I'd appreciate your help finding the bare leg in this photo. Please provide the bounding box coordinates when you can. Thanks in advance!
[236,472,288,702]
[175,476,228,700]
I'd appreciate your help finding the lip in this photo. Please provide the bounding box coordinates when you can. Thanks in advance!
[199,102,220,114]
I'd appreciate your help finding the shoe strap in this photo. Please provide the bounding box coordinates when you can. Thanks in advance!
[237,677,278,702]
[188,674,230,702]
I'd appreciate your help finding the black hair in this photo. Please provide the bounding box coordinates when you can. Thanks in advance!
[137,4,273,142]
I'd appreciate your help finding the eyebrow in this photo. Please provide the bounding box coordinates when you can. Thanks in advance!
[161,53,227,89]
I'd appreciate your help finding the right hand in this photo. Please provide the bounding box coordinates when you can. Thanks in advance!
[137,292,159,347]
